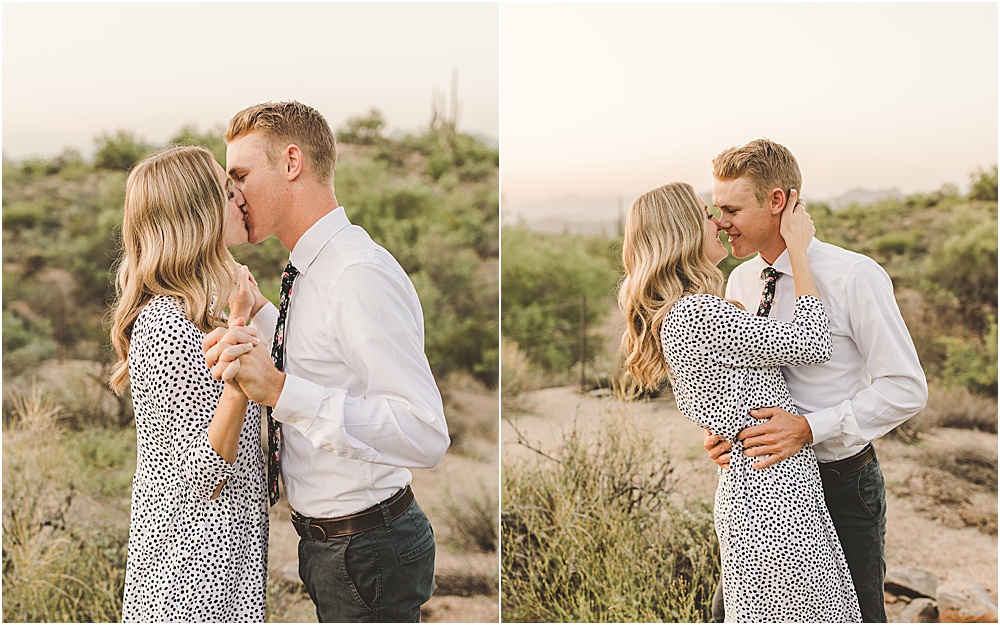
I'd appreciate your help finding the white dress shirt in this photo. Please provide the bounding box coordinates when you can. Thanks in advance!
[251,207,450,518]
[725,238,928,462]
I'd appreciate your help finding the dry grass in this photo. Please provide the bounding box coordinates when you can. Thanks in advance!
[2,385,129,622]
[500,340,538,415]
[501,416,718,622]
[887,384,998,443]
[440,371,498,457]
[443,483,499,554]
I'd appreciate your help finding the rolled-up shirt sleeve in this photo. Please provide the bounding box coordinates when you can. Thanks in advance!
[271,263,450,469]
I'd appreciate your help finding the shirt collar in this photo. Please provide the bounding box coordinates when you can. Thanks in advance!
[289,206,350,274]
[756,237,818,279]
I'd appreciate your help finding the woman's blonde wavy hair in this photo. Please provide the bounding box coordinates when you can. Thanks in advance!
[618,182,725,391]
[108,146,236,395]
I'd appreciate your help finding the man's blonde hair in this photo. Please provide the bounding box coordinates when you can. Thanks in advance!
[712,138,802,204]
[225,101,338,186]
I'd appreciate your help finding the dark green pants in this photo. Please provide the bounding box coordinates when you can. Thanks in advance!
[297,498,436,622]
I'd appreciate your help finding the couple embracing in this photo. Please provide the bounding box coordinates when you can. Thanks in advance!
[109,101,450,622]
[619,139,927,622]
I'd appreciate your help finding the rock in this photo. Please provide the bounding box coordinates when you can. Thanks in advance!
[885,566,940,599]
[937,576,999,623]
[901,598,938,623]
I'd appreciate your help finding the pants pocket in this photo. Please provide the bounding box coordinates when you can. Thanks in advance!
[397,525,435,564]
[343,533,380,612]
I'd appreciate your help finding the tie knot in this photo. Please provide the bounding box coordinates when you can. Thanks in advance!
[282,261,300,281]
[762,266,782,281]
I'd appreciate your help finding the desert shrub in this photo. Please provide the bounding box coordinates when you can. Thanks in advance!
[502,227,620,373]
[338,109,388,146]
[500,340,539,415]
[502,417,718,622]
[934,319,998,396]
[168,124,227,164]
[968,165,998,202]
[93,130,152,171]
[926,448,998,493]
[926,222,998,327]
[2,387,128,622]
[443,483,498,553]
[891,385,999,443]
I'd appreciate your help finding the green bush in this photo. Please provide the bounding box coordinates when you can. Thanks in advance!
[501,227,619,372]
[94,130,152,171]
[502,417,719,622]
[969,165,998,202]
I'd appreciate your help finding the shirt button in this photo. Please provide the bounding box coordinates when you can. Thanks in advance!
[325,444,333,451]
[288,418,297,424]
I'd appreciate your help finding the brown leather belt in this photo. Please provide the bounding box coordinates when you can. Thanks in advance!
[818,444,876,477]
[291,485,414,542]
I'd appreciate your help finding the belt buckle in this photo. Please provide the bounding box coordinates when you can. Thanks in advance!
[308,522,328,542]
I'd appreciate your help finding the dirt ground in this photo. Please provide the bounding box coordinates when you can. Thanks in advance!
[268,381,500,623]
[502,385,999,621]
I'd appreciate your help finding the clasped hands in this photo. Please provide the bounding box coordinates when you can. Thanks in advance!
[703,407,814,470]
[201,265,284,407]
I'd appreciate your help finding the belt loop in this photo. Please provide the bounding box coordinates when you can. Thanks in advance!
[379,500,394,532]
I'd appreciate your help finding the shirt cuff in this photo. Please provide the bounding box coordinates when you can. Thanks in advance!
[803,406,841,446]
[250,302,279,349]
[272,374,324,434]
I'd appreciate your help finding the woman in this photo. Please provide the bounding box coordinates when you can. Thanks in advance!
[109,146,267,622]
[618,182,860,622]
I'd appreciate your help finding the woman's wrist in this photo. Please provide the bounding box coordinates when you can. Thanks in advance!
[221,383,249,404]
[250,293,269,318]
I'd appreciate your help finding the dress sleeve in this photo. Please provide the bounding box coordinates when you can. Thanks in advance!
[706,295,833,369]
[664,294,832,443]
[139,307,237,501]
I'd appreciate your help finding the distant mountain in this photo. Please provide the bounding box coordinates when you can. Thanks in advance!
[825,187,903,212]
[502,193,627,236]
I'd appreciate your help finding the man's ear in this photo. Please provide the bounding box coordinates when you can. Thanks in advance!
[284,144,303,181]
[768,188,788,216]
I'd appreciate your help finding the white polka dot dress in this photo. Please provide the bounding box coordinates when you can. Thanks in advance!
[662,294,861,623]
[122,296,267,622]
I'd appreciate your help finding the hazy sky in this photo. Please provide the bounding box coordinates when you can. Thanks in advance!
[501,2,998,208]
[3,2,499,160]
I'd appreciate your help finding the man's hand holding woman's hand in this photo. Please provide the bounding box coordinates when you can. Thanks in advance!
[204,317,260,386]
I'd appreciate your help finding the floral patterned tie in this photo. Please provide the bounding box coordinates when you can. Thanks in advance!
[756,266,782,317]
[267,261,299,506]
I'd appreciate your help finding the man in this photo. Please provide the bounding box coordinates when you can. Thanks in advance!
[704,138,927,623]
[204,101,450,622]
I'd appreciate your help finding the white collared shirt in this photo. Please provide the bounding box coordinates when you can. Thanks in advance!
[725,238,928,462]
[252,207,450,518]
